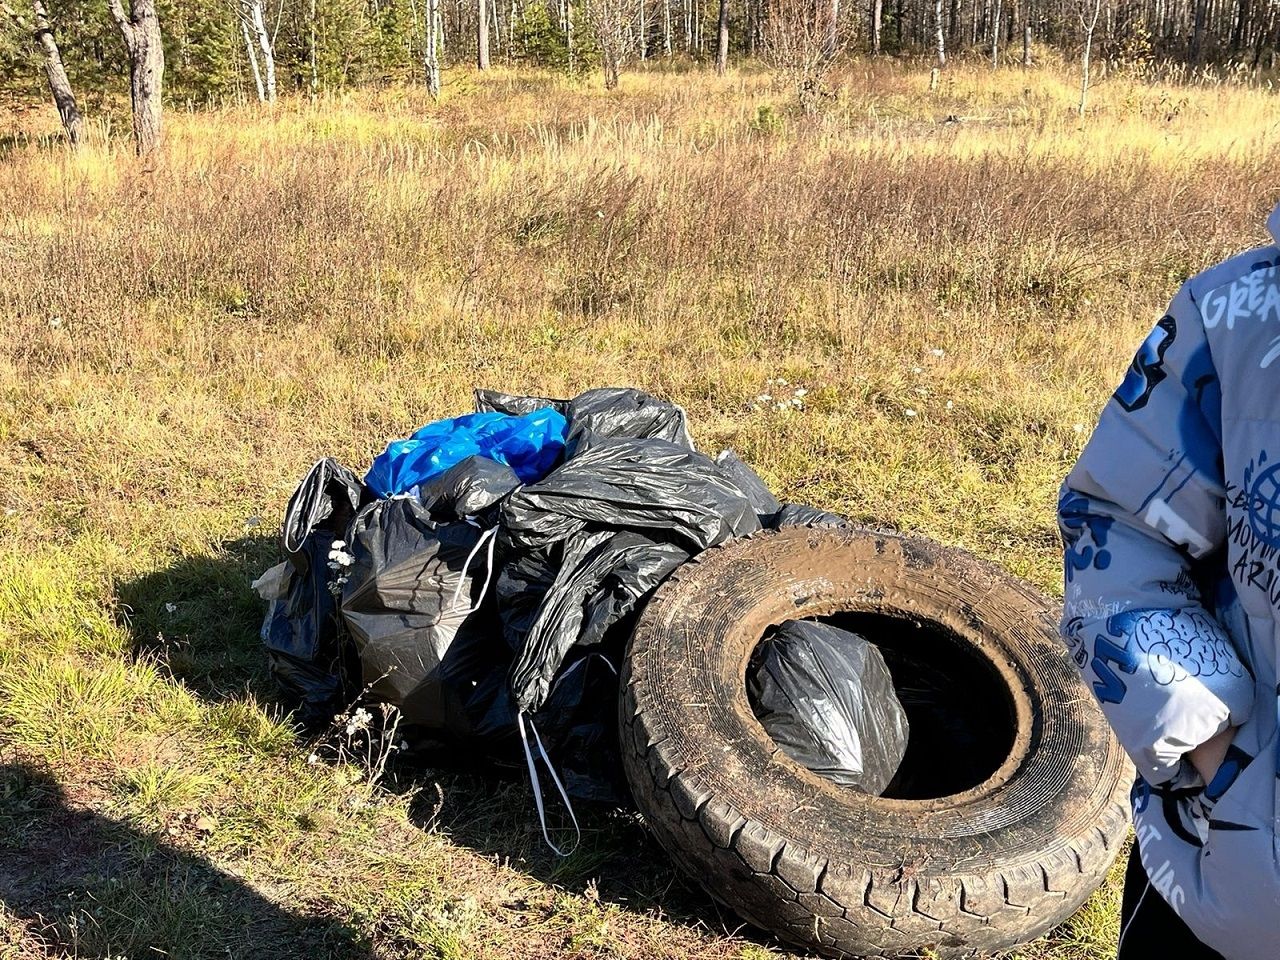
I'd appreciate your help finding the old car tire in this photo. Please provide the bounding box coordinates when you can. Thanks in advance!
[620,525,1131,959]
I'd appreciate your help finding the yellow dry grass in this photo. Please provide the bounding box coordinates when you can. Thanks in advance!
[1,57,1277,959]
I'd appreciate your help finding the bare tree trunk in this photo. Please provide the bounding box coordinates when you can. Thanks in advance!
[1190,0,1206,61]
[1078,0,1101,115]
[663,0,672,53]
[253,0,275,100]
[639,0,647,58]
[714,0,729,71]
[108,0,163,155]
[870,0,882,52]
[934,0,945,61]
[3,0,85,146]
[238,0,275,101]
[826,0,839,56]
[478,0,490,67]
[240,16,265,100]
[425,0,441,95]
[990,0,1000,62]
[1022,20,1030,62]
[308,0,318,95]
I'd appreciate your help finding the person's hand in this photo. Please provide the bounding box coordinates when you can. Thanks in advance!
[1188,726,1235,786]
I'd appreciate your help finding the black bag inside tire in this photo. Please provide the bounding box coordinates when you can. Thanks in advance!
[749,620,908,795]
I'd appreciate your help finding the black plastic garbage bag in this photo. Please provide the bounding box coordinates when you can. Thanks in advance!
[282,458,371,559]
[416,455,522,524]
[340,497,517,746]
[501,434,762,713]
[511,529,691,712]
[715,450,782,516]
[749,620,909,795]
[563,387,693,452]
[502,435,760,556]
[260,458,373,724]
[769,503,850,529]
[475,386,692,453]
[715,451,848,530]
[534,652,631,804]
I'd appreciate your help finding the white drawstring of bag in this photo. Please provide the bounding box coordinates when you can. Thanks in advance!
[517,710,581,857]
[447,523,498,616]
[514,653,617,855]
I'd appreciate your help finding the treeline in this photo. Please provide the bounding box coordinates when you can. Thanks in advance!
[4,0,1278,103]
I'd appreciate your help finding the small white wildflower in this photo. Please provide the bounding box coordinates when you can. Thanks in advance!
[904,409,918,418]
[930,348,946,358]
[911,366,922,374]
[3,508,14,517]
[777,378,789,387]
[165,602,177,614]
[596,210,604,218]
[48,316,63,330]
[757,394,772,403]
[307,752,320,765]
[794,388,808,398]
[332,540,346,549]
[945,400,954,410]
[1073,423,1085,433]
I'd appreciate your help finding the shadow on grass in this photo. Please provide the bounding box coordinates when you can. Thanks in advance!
[115,538,751,947]
[0,761,374,960]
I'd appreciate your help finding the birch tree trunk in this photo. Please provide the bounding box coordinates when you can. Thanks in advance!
[871,0,882,52]
[478,0,490,67]
[425,0,441,95]
[715,0,729,71]
[826,0,839,56]
[3,0,85,146]
[108,0,163,156]
[662,0,672,53]
[240,17,265,100]
[566,0,573,73]
[1078,0,1101,114]
[238,0,275,101]
[934,0,945,61]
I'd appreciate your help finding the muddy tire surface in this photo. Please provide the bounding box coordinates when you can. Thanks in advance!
[620,525,1131,959]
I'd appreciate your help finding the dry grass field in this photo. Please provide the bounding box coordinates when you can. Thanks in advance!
[2,57,1279,959]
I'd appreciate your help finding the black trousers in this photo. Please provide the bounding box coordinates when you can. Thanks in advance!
[1117,843,1224,959]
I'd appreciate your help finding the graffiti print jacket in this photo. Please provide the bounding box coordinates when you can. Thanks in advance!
[1061,203,1280,958]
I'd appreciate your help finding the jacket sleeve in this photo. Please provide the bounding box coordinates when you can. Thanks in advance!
[1060,281,1253,786]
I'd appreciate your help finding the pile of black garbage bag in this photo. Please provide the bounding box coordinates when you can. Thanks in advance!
[255,387,908,812]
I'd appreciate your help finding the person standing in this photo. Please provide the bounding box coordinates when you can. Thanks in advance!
[1059,203,1280,959]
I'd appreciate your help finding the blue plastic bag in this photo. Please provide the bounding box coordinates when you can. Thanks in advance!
[365,409,568,499]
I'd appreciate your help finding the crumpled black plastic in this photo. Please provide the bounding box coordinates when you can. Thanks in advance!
[340,496,516,746]
[416,455,522,524]
[749,620,909,795]
[501,433,763,714]
[261,458,373,725]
